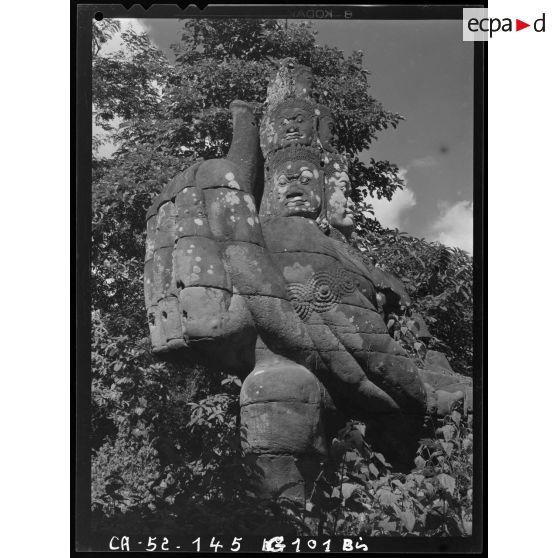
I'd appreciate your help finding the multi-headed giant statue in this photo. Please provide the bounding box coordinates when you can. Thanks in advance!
[144,60,471,501]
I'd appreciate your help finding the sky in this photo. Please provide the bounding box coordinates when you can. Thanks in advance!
[97,18,474,253]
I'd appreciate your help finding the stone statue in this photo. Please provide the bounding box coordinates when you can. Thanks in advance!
[144,60,472,502]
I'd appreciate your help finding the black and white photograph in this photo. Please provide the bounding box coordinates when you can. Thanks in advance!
[76,4,485,552]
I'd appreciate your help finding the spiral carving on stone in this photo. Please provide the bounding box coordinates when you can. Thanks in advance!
[287,268,357,321]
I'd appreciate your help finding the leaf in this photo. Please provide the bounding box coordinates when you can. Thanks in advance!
[440,441,453,456]
[305,502,314,512]
[438,424,455,441]
[400,509,416,532]
[451,410,462,425]
[378,488,397,506]
[462,519,472,535]
[437,473,456,495]
[414,455,426,469]
[373,452,389,466]
[342,483,358,499]
[378,519,397,532]
[344,450,359,464]
[368,462,379,477]
[354,422,366,436]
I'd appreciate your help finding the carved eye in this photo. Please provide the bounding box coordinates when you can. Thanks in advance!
[300,176,310,184]
[297,115,304,123]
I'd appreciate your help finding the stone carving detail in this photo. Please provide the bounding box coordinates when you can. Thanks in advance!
[316,104,337,152]
[143,59,472,502]
[287,269,357,321]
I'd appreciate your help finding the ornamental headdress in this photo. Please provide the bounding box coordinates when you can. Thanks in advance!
[266,145,322,173]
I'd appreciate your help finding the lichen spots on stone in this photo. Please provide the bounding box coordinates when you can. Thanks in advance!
[247,217,255,226]
[315,108,320,115]
[195,256,201,262]
[244,195,256,213]
[193,265,201,273]
[194,218,204,226]
[225,172,235,181]
[224,191,240,205]
[313,169,319,179]
[228,180,240,189]
[207,269,214,275]
[283,262,313,283]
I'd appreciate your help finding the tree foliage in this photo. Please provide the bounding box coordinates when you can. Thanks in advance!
[353,221,473,375]
[90,18,473,535]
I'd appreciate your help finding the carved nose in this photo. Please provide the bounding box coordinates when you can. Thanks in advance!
[286,124,297,133]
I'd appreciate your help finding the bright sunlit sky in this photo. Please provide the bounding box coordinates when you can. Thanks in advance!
[97,18,474,253]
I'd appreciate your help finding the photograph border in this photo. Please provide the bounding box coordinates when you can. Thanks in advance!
[74,3,486,553]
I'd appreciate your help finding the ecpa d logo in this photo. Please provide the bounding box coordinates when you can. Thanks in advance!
[463,8,546,41]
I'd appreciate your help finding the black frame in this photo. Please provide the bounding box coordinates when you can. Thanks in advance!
[73,3,487,553]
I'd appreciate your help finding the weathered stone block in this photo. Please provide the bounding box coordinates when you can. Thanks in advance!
[174,187,212,239]
[159,296,183,344]
[152,246,175,302]
[178,286,231,340]
[145,215,157,262]
[241,401,326,455]
[195,159,245,190]
[174,236,230,290]
[147,305,166,353]
[241,359,321,402]
[224,243,287,298]
[143,259,155,309]
[154,201,177,250]
[247,455,305,501]
[204,188,265,245]
[362,352,427,413]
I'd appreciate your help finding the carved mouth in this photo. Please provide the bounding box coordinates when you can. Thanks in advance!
[285,132,303,140]
[285,190,305,204]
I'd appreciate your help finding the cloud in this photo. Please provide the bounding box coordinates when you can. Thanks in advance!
[367,168,417,230]
[430,200,473,254]
[408,155,439,168]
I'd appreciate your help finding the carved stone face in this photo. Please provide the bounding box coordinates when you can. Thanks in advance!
[327,169,355,237]
[274,106,314,147]
[272,160,322,218]
[318,113,337,152]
